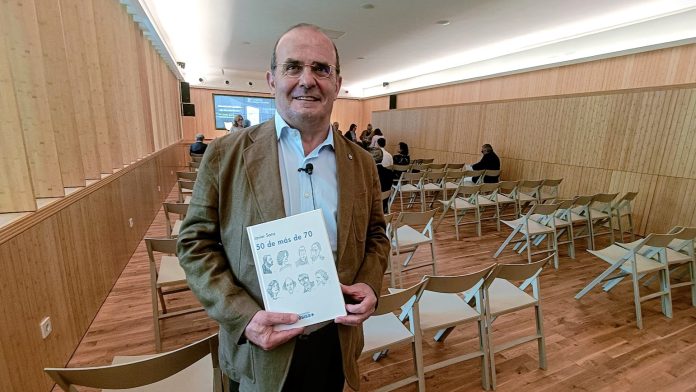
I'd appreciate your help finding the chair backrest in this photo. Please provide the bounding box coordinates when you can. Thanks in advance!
[424,163,446,172]
[445,163,465,170]
[177,171,197,181]
[381,189,392,202]
[572,195,593,207]
[641,233,678,248]
[482,169,500,182]
[45,334,221,391]
[519,179,543,190]
[591,193,618,204]
[674,226,696,241]
[484,255,553,288]
[374,280,427,316]
[394,209,437,229]
[391,164,410,173]
[541,178,563,187]
[615,191,638,211]
[178,180,195,192]
[455,184,481,199]
[529,203,559,216]
[419,158,435,164]
[497,180,519,194]
[479,183,499,194]
[444,169,465,182]
[463,169,484,179]
[191,155,203,163]
[163,202,189,217]
[423,264,496,294]
[189,161,201,170]
[397,172,422,184]
[423,171,445,183]
[146,237,178,257]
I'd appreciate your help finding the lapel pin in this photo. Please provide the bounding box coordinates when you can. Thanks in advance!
[348,153,353,160]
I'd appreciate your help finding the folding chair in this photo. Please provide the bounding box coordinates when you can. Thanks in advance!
[477,182,501,231]
[391,172,423,212]
[483,256,552,389]
[383,212,397,288]
[516,180,543,214]
[587,193,618,249]
[146,238,205,351]
[420,171,446,209]
[613,192,638,242]
[461,169,485,186]
[362,281,427,392]
[163,202,189,238]
[444,163,465,171]
[190,153,204,162]
[481,169,500,184]
[414,265,496,390]
[568,195,594,250]
[441,169,465,201]
[539,179,563,202]
[423,163,446,173]
[189,161,200,171]
[496,180,520,220]
[437,184,482,239]
[45,334,225,392]
[575,233,675,329]
[177,180,195,203]
[381,189,394,214]
[523,199,576,264]
[494,203,560,266]
[391,210,438,287]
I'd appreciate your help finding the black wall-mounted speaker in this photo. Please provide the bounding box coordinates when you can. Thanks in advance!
[180,82,191,103]
[182,103,195,116]
[389,94,397,110]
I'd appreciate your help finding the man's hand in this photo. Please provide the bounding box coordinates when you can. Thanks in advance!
[335,283,378,326]
[244,311,304,350]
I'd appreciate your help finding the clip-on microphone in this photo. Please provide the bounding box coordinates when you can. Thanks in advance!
[297,163,316,209]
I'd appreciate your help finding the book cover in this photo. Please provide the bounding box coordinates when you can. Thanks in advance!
[246,209,346,331]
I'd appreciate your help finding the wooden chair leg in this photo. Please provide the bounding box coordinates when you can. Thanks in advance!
[535,304,547,370]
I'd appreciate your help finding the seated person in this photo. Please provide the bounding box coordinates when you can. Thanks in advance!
[369,128,384,148]
[189,133,207,155]
[471,143,500,183]
[393,142,410,166]
[369,147,394,213]
[377,138,393,167]
[231,114,245,132]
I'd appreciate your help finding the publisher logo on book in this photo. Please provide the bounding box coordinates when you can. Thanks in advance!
[298,312,315,320]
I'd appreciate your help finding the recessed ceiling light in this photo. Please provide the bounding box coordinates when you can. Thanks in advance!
[357,56,365,60]
[362,4,375,9]
[436,20,451,26]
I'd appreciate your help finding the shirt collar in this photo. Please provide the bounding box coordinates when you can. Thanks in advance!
[274,111,334,150]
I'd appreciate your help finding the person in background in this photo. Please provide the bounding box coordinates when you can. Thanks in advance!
[345,123,357,141]
[332,121,340,133]
[370,147,394,213]
[359,123,373,146]
[177,23,389,392]
[377,138,392,168]
[393,142,410,166]
[231,114,245,132]
[369,128,384,148]
[243,119,251,128]
[471,143,501,183]
[189,133,207,155]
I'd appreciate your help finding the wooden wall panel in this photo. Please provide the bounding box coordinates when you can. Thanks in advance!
[0,35,36,212]
[374,84,696,235]
[34,0,85,187]
[362,96,390,131]
[2,0,64,197]
[59,0,101,180]
[330,98,362,134]
[0,144,186,392]
[395,44,696,110]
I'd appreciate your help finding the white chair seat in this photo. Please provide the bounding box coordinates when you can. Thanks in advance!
[104,354,213,392]
[451,197,477,211]
[171,220,182,237]
[588,245,665,274]
[570,211,588,223]
[184,196,192,204]
[487,278,537,316]
[496,194,515,203]
[423,183,442,191]
[157,256,188,287]
[477,195,496,207]
[590,208,610,219]
[362,313,413,354]
[530,214,570,228]
[501,218,554,235]
[444,181,459,190]
[181,188,193,194]
[540,191,556,200]
[518,192,536,202]
[394,184,420,193]
[618,240,692,265]
[394,225,431,249]
[417,290,480,331]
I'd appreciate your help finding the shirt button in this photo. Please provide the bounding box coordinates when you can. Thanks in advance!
[304,192,311,198]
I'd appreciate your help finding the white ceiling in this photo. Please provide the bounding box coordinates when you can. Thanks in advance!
[141,0,696,98]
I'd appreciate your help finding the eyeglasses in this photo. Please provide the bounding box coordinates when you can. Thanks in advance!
[276,62,337,79]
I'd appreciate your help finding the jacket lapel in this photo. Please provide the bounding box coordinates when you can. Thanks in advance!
[242,122,286,222]
[334,133,355,263]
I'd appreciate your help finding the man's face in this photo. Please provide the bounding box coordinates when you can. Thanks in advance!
[310,244,319,258]
[266,27,342,129]
[299,248,306,259]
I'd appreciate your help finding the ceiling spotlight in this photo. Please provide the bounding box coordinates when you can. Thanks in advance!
[382,82,389,87]
[436,20,451,26]
[225,80,230,85]
[361,3,375,9]
[357,56,365,60]
[198,77,204,83]
[176,61,185,69]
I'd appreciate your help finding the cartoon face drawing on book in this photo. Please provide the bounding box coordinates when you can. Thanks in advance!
[267,280,280,300]
[296,246,309,266]
[277,250,290,271]
[310,242,325,263]
[283,277,296,294]
[298,273,314,293]
[262,254,273,274]
[315,269,329,286]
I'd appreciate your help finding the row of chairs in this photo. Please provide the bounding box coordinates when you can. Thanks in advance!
[363,255,553,391]
[576,226,696,329]
[494,192,638,268]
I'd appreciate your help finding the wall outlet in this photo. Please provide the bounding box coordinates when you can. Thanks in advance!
[40,317,52,339]
[128,218,134,228]
[157,185,161,192]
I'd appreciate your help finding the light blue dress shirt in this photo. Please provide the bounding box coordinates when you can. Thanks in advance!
[275,112,338,256]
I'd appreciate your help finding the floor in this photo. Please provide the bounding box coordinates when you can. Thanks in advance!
[60,189,696,391]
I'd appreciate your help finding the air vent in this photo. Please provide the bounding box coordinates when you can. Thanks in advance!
[319,28,346,40]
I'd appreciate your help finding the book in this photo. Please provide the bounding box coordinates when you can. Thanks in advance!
[246,209,346,331]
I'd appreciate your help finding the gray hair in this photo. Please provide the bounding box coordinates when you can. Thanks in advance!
[195,133,204,141]
[370,147,383,164]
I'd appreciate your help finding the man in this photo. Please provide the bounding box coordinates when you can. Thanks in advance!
[331,121,340,133]
[471,143,501,183]
[309,242,325,263]
[377,138,393,167]
[370,147,394,213]
[295,245,309,266]
[359,123,373,145]
[177,23,389,392]
[189,133,207,155]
